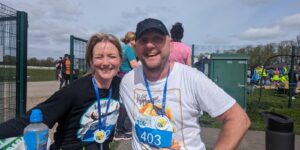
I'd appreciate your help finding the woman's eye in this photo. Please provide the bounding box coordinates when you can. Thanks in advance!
[109,55,118,59]
[95,56,103,59]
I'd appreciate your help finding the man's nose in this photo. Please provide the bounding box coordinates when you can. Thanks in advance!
[145,41,156,48]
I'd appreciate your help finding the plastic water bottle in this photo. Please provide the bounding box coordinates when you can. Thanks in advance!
[23,108,49,150]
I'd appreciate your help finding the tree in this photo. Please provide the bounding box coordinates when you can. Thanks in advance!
[27,57,55,67]
[28,57,39,66]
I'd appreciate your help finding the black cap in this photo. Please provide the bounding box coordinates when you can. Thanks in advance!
[135,18,169,39]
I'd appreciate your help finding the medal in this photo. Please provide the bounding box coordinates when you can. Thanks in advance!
[94,130,107,143]
[92,77,112,143]
[155,116,170,130]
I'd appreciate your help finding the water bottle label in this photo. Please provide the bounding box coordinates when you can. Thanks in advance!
[24,130,48,150]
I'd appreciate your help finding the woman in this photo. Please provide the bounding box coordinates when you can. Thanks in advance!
[169,22,192,66]
[0,33,122,150]
[118,31,138,78]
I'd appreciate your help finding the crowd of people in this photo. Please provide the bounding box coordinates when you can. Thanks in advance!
[251,65,299,97]
[0,18,250,150]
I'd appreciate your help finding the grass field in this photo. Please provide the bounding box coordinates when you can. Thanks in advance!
[27,69,56,81]
[1,67,57,82]
[200,87,300,134]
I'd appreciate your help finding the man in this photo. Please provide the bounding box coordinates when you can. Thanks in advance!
[120,18,250,150]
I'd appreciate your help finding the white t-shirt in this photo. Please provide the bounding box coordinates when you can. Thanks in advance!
[120,63,236,150]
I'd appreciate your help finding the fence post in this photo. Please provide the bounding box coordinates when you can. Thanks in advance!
[288,45,296,108]
[16,11,28,117]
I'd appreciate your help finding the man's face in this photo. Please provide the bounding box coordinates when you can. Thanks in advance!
[134,29,170,72]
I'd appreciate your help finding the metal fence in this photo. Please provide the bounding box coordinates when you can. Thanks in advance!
[70,35,87,81]
[0,3,27,123]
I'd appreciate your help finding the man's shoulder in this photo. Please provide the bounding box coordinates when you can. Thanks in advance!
[173,63,206,79]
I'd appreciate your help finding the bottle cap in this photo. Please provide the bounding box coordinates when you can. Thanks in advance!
[30,108,43,123]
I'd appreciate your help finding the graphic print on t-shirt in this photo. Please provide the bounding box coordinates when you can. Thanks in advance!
[77,99,119,142]
[134,88,184,149]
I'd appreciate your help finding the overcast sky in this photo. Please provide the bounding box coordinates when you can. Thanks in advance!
[1,0,300,59]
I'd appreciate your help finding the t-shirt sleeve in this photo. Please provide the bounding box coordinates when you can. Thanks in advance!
[126,47,136,61]
[0,116,29,139]
[35,89,73,128]
[193,70,236,117]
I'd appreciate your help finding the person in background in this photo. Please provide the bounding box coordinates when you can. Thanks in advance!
[120,18,250,150]
[114,31,138,141]
[61,54,71,87]
[55,57,65,89]
[169,22,192,66]
[55,57,63,80]
[118,31,138,78]
[288,66,299,99]
[0,33,123,150]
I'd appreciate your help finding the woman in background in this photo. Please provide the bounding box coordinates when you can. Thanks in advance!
[169,22,192,66]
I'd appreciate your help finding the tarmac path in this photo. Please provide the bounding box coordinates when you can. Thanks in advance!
[27,81,300,150]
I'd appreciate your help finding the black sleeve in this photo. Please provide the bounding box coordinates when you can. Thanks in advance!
[0,115,29,139]
[0,87,74,139]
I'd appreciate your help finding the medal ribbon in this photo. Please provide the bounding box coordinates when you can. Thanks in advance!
[143,64,170,116]
[92,77,112,130]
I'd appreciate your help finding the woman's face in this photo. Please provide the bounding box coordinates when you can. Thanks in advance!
[92,41,121,81]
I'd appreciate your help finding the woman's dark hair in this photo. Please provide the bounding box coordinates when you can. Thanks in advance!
[170,22,184,42]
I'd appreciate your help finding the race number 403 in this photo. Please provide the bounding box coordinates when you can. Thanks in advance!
[140,131,161,146]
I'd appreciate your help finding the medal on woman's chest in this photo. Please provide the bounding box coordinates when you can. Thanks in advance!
[94,129,107,143]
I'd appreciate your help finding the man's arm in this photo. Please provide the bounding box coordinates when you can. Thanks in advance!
[214,103,251,150]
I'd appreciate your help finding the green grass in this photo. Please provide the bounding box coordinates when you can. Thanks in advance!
[200,88,300,134]
[27,69,56,81]
[1,68,56,82]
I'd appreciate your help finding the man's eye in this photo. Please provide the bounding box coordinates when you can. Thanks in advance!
[152,36,162,43]
[152,36,164,44]
[139,38,148,44]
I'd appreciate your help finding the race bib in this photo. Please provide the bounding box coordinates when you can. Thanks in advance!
[135,115,172,148]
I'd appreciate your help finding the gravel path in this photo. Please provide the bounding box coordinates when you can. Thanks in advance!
[27,81,59,143]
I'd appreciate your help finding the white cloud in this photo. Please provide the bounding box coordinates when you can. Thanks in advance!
[239,25,283,40]
[238,13,300,42]
[278,13,300,30]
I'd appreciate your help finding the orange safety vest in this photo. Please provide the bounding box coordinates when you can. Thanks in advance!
[65,59,71,75]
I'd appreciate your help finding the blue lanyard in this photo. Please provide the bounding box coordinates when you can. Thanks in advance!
[143,65,170,116]
[92,77,112,130]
